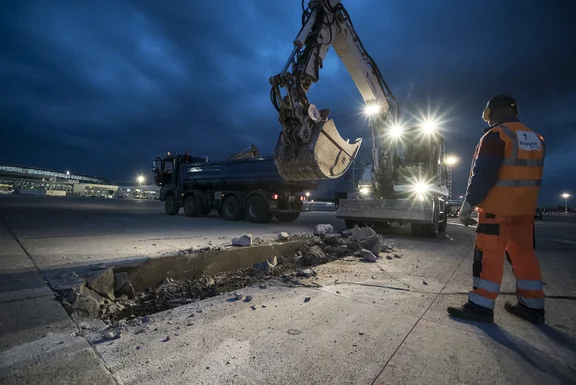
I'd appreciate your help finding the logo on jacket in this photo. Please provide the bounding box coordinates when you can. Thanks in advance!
[516,131,541,151]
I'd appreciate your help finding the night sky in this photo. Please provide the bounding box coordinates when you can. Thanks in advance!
[1,0,574,205]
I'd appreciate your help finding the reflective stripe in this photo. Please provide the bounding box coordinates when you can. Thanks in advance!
[494,179,541,187]
[518,295,545,310]
[469,292,495,309]
[473,277,501,293]
[499,125,518,158]
[500,158,544,167]
[516,279,543,291]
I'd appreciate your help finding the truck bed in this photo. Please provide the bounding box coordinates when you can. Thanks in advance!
[181,157,315,189]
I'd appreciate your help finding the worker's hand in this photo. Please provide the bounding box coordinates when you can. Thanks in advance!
[459,201,478,227]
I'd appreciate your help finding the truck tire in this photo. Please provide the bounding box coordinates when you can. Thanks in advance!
[438,201,447,232]
[423,202,440,238]
[164,194,180,215]
[221,195,245,221]
[246,195,274,223]
[183,196,199,217]
[275,212,300,222]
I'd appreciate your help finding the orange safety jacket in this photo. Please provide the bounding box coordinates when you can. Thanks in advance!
[471,121,545,216]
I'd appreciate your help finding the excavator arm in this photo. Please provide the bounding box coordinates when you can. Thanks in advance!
[270,0,399,186]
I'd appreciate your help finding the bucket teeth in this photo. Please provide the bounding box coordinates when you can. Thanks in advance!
[274,119,362,181]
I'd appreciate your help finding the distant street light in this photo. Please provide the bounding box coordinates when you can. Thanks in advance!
[305,192,310,200]
[561,193,571,212]
[137,175,145,185]
[445,155,459,199]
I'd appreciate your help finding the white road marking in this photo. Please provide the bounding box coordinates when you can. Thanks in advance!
[448,222,477,229]
[542,238,576,245]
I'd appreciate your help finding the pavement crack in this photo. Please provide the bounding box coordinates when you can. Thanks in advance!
[369,242,475,384]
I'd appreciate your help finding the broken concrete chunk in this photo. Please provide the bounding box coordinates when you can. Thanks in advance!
[303,245,327,266]
[234,291,243,300]
[72,292,101,319]
[117,281,135,299]
[321,233,342,246]
[341,228,354,238]
[351,225,376,241]
[359,234,383,256]
[354,249,378,262]
[386,255,393,260]
[314,224,334,236]
[253,256,278,272]
[336,245,351,256]
[277,232,290,241]
[298,269,315,278]
[232,234,252,247]
[86,268,116,300]
[114,272,128,292]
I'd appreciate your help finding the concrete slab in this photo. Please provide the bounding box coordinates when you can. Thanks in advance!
[0,296,117,385]
[93,284,419,385]
[373,319,576,385]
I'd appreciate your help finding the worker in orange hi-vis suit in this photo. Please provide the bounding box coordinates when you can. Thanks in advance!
[447,94,546,324]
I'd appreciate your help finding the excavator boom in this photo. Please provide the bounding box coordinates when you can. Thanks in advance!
[270,0,398,182]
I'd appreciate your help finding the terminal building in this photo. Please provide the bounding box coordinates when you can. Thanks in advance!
[0,164,159,199]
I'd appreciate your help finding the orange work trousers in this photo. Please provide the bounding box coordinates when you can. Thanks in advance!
[469,212,545,310]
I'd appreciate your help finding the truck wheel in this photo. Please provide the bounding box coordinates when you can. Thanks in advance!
[164,195,180,215]
[275,212,300,222]
[183,196,199,217]
[246,195,274,223]
[438,202,447,232]
[221,195,245,221]
[423,203,440,238]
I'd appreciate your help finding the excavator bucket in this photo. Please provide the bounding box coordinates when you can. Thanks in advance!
[274,119,363,181]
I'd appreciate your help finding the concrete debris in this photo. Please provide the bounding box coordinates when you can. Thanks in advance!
[314,224,334,236]
[423,281,428,285]
[386,255,393,260]
[253,256,277,272]
[303,245,327,266]
[114,272,129,292]
[304,296,311,303]
[86,268,116,300]
[277,232,290,241]
[262,304,267,308]
[394,254,402,258]
[297,268,316,278]
[341,228,354,238]
[65,224,396,323]
[287,329,302,335]
[351,225,376,241]
[250,305,257,310]
[354,249,378,262]
[102,328,121,341]
[232,234,252,247]
[359,234,384,256]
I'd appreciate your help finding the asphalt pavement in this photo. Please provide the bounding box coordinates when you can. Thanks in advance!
[1,195,575,384]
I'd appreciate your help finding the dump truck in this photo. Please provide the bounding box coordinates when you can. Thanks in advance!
[152,147,316,223]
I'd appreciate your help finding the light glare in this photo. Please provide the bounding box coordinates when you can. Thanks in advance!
[445,155,458,166]
[390,124,404,138]
[359,187,370,195]
[365,104,381,116]
[422,120,437,133]
[561,193,570,199]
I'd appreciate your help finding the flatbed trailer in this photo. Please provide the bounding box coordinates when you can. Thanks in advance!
[153,152,316,223]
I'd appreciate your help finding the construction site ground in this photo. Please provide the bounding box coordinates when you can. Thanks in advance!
[1,195,575,385]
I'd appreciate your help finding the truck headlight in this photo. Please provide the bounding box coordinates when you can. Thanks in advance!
[359,187,370,195]
[413,183,429,194]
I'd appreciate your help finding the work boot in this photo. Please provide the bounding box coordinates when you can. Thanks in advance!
[504,301,545,324]
[447,301,494,323]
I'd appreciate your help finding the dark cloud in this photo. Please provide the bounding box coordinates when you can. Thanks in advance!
[0,0,574,204]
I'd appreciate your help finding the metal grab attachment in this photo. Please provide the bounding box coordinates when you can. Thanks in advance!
[274,119,362,181]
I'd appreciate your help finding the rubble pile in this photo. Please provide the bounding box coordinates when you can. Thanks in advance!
[54,224,395,322]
